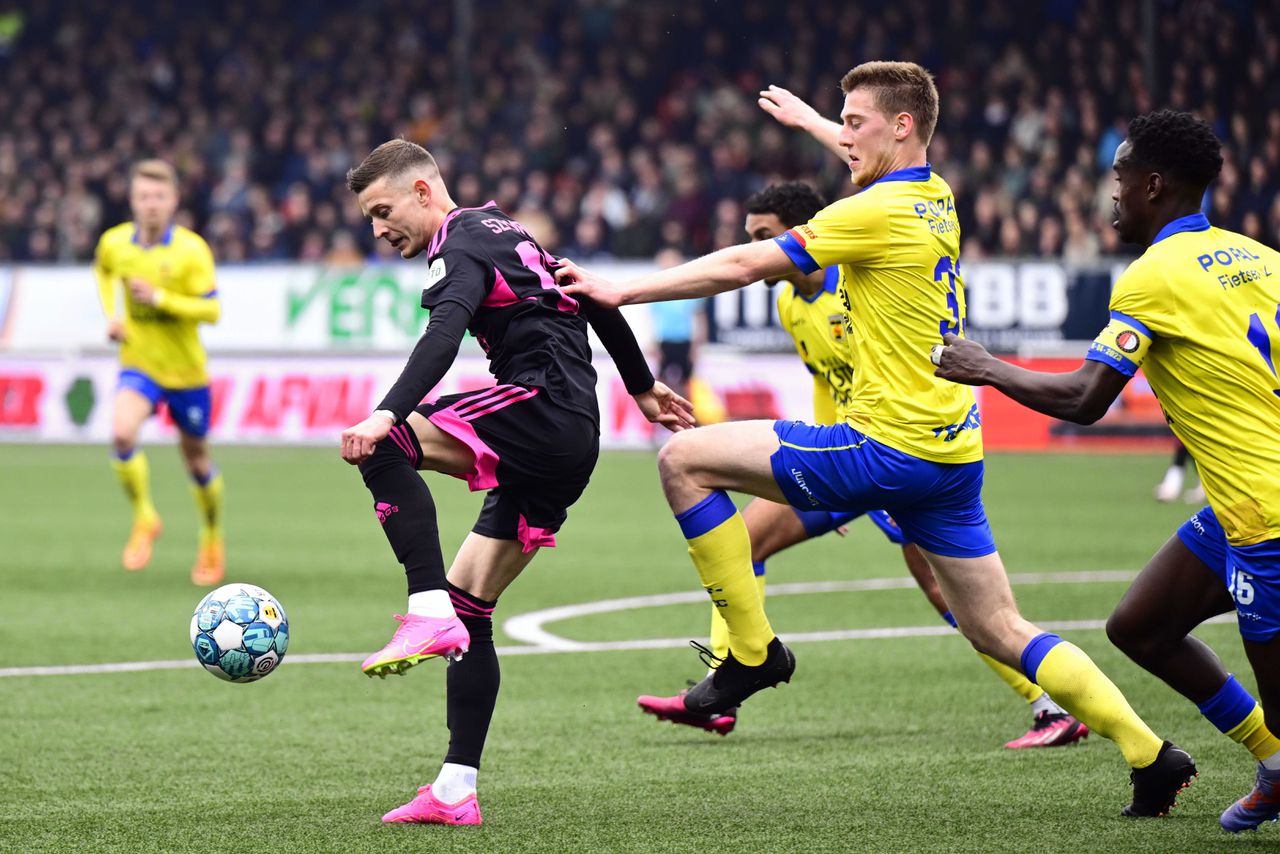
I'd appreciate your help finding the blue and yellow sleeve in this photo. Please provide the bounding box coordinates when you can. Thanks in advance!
[1086,311,1154,377]
[772,196,883,274]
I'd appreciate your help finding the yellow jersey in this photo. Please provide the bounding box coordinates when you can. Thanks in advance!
[94,222,219,388]
[774,165,981,463]
[776,267,853,426]
[1087,213,1280,545]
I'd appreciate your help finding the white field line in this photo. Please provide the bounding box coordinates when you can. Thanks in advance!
[0,571,1234,678]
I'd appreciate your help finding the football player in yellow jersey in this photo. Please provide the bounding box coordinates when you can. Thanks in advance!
[560,61,1191,816]
[935,110,1280,832]
[638,181,1087,748]
[94,159,225,586]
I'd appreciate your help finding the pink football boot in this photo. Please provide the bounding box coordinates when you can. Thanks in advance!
[382,785,482,825]
[361,614,470,677]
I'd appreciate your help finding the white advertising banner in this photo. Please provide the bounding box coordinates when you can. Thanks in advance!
[0,351,814,448]
[0,262,658,354]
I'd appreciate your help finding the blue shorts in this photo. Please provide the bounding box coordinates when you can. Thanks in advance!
[794,507,908,545]
[118,369,212,438]
[1177,506,1280,642]
[770,420,994,558]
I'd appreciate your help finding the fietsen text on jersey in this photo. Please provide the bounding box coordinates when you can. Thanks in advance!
[1197,245,1273,290]
[912,197,960,235]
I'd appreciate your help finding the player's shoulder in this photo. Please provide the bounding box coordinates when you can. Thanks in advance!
[97,221,134,250]
[170,225,213,253]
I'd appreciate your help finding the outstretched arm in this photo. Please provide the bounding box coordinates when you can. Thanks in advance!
[933,333,1130,424]
[758,85,846,163]
[340,302,472,464]
[578,298,695,432]
[556,239,795,309]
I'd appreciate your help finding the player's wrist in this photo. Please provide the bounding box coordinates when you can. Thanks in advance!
[371,408,398,425]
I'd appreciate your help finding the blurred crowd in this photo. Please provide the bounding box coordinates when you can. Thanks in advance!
[2,0,1277,265]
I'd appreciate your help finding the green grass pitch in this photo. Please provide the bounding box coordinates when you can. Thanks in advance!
[0,445,1272,852]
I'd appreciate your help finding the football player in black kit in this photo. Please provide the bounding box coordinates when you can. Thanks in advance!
[340,140,694,825]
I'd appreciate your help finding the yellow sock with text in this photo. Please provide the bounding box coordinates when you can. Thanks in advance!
[191,469,224,548]
[677,492,773,666]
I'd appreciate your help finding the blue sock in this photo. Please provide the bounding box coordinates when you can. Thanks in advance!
[1198,675,1257,733]
[675,491,736,539]
[1019,632,1062,684]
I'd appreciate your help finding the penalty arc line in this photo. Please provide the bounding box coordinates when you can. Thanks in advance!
[0,571,1235,678]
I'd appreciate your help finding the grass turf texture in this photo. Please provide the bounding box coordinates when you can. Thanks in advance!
[0,445,1273,852]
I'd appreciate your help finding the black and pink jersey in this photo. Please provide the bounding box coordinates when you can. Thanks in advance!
[419,203,598,423]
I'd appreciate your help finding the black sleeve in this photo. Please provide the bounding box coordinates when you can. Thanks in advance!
[420,238,492,314]
[376,302,472,421]
[578,298,655,395]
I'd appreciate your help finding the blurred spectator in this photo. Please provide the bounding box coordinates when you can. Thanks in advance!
[648,246,706,402]
[1,0,1277,264]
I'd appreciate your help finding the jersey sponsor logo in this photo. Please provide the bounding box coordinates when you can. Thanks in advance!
[789,468,820,506]
[796,225,816,243]
[425,258,447,288]
[1115,330,1140,353]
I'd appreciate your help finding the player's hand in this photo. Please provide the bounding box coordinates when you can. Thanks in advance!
[340,411,395,465]
[634,381,696,433]
[106,319,125,343]
[555,259,625,309]
[758,85,823,131]
[932,333,994,385]
[127,278,158,306]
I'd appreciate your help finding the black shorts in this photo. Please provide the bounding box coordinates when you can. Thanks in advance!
[415,384,599,552]
[658,340,693,386]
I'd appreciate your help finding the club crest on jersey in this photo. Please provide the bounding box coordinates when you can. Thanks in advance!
[1115,330,1140,353]
[828,314,845,340]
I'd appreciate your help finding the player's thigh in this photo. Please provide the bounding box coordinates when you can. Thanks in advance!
[446,532,539,602]
[657,420,787,503]
[1108,532,1233,647]
[921,548,1037,664]
[404,410,480,475]
[741,498,812,559]
[112,387,153,444]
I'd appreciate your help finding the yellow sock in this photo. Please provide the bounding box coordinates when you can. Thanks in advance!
[1030,639,1163,768]
[978,652,1044,704]
[1227,705,1280,762]
[111,451,157,523]
[710,569,767,661]
[191,470,224,548]
[678,492,773,666]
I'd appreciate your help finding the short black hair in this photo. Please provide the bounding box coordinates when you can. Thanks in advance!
[745,182,826,229]
[1125,110,1223,192]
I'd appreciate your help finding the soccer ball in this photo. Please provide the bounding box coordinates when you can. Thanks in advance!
[190,582,289,682]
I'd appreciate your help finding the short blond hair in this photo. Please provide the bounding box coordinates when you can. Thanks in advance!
[130,159,179,187]
[841,61,939,146]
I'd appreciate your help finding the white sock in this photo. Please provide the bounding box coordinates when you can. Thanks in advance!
[1261,752,1280,771]
[407,589,456,619]
[1030,693,1065,717]
[432,762,478,803]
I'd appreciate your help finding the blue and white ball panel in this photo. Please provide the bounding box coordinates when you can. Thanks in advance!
[769,420,994,557]
[1178,505,1280,642]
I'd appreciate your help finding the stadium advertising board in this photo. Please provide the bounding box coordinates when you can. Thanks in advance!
[5,260,1119,355]
[0,350,1168,450]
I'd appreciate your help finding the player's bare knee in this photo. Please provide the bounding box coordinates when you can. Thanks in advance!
[657,432,698,489]
[111,434,135,458]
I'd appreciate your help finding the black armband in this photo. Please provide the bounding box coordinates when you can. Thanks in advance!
[579,299,655,395]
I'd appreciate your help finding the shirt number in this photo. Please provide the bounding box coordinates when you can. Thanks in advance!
[1244,303,1280,397]
[1230,568,1255,607]
[935,255,963,336]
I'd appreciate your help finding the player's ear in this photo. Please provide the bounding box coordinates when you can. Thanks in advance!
[895,112,914,142]
[1145,171,1164,203]
[413,178,432,206]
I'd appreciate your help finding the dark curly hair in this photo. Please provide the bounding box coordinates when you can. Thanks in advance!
[745,182,827,229]
[1126,110,1223,191]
